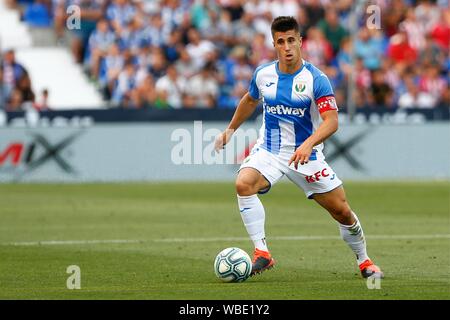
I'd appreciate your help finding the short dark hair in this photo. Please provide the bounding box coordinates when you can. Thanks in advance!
[271,16,300,38]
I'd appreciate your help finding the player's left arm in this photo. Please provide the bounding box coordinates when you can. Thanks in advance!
[288,109,338,169]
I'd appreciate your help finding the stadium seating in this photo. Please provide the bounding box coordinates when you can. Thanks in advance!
[15,48,104,109]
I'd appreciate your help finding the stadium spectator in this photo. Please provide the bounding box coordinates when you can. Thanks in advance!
[69,0,105,63]
[243,0,271,37]
[354,57,371,92]
[0,66,4,109]
[6,89,24,111]
[155,64,187,109]
[317,8,348,55]
[430,10,450,51]
[268,0,300,21]
[185,27,216,71]
[101,42,125,100]
[419,34,446,67]
[223,0,244,22]
[354,27,384,70]
[87,19,116,78]
[387,30,417,68]
[190,0,215,32]
[398,77,437,109]
[16,74,35,106]
[302,0,325,32]
[34,88,50,110]
[336,37,352,79]
[302,27,333,67]
[145,12,171,47]
[184,62,219,108]
[1,50,30,105]
[381,59,405,104]
[249,32,274,66]
[228,46,253,88]
[132,73,157,108]
[232,12,257,46]
[175,47,198,79]
[217,9,236,48]
[106,0,136,33]
[0,49,34,111]
[112,60,137,107]
[162,30,182,63]
[414,0,441,33]
[369,69,394,108]
[161,0,186,30]
[438,86,450,108]
[400,8,426,51]
[23,0,52,27]
[148,47,168,79]
[382,0,407,37]
[418,64,448,101]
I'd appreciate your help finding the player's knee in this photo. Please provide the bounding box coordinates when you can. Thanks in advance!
[332,205,353,224]
[235,180,257,196]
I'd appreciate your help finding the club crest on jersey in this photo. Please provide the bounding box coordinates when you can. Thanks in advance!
[294,81,306,93]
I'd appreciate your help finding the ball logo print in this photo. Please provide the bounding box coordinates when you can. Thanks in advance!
[214,248,252,283]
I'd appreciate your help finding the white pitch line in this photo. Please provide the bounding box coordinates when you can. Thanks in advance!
[153,234,450,243]
[1,234,449,246]
[1,239,142,246]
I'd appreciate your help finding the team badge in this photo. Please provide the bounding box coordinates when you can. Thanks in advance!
[294,81,307,94]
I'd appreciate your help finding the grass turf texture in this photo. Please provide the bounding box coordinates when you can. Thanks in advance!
[0,182,449,300]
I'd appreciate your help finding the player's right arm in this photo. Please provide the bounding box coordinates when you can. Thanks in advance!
[214,92,260,152]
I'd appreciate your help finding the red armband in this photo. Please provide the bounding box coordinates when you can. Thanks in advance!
[316,95,338,113]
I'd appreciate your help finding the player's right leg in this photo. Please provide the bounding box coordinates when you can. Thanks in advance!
[236,147,284,275]
[236,168,276,275]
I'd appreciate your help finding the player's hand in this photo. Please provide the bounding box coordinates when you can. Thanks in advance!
[289,142,313,170]
[214,129,234,153]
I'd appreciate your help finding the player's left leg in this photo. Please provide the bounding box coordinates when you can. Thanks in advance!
[312,187,384,278]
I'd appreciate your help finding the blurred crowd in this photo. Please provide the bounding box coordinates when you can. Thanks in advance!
[0,49,49,111]
[1,0,449,110]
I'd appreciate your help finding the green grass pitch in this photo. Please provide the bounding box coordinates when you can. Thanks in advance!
[0,181,449,300]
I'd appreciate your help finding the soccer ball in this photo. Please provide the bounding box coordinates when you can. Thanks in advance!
[214,247,252,283]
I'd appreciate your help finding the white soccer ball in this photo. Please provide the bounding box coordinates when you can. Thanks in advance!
[214,247,252,283]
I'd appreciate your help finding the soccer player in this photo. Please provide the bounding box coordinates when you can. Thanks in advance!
[214,16,383,279]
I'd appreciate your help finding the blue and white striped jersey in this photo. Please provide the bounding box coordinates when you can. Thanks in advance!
[248,59,338,157]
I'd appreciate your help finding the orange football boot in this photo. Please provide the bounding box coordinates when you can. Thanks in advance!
[359,259,384,278]
[251,248,275,276]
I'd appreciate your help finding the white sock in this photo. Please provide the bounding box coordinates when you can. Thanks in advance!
[237,194,269,252]
[339,212,369,265]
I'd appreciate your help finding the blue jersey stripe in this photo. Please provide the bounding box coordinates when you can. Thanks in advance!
[265,72,296,154]
[263,114,280,154]
[294,112,313,149]
[275,71,295,107]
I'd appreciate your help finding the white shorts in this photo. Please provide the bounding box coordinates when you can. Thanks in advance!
[239,146,343,199]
